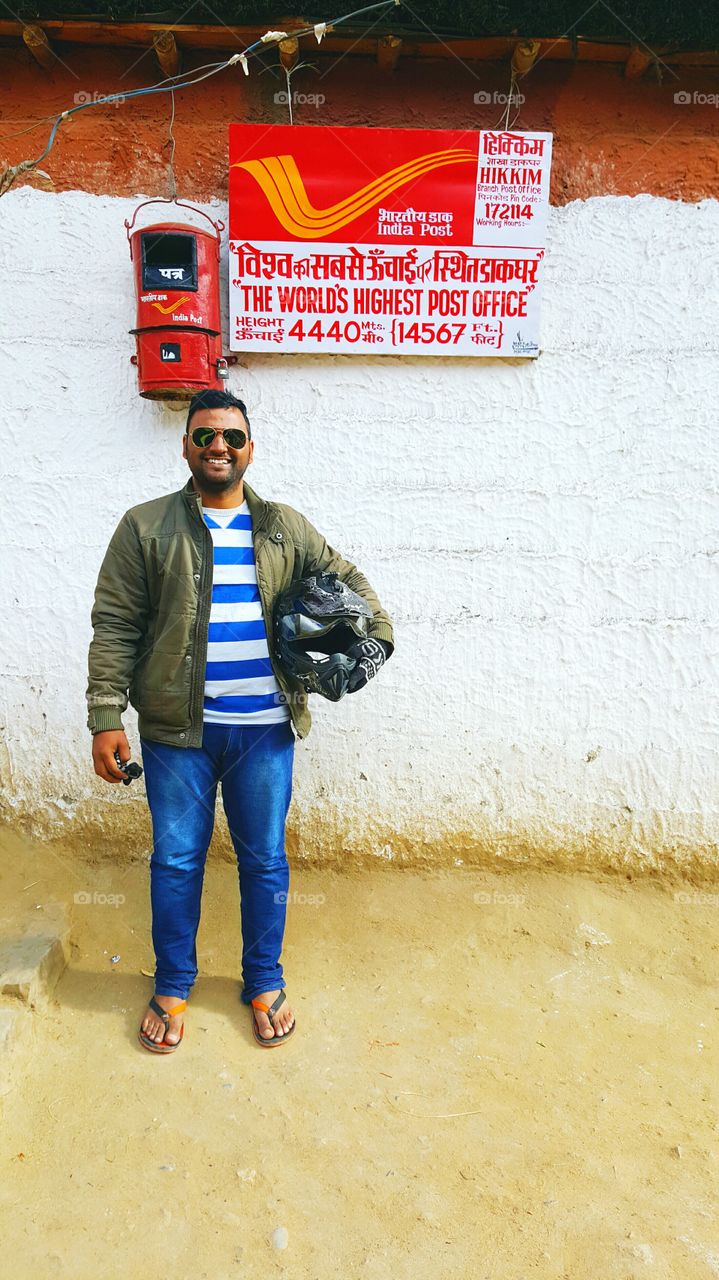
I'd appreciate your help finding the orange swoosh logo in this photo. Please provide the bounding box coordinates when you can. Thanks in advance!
[231,148,476,238]
[152,295,190,314]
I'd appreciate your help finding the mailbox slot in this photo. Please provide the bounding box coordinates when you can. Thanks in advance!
[141,231,198,291]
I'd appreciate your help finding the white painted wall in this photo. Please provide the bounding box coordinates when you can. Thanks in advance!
[1,187,717,870]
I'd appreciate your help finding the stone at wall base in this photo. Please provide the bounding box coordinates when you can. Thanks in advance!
[0,901,70,1009]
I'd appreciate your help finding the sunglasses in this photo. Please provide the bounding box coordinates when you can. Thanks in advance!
[189,426,248,450]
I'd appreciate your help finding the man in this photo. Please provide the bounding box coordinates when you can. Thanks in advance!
[87,389,393,1053]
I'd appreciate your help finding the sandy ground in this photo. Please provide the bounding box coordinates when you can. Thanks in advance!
[2,831,719,1280]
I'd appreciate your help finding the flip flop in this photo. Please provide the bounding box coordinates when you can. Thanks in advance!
[250,991,296,1047]
[138,996,187,1054]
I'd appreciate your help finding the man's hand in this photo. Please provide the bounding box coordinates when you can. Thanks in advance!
[346,638,390,694]
[92,730,132,784]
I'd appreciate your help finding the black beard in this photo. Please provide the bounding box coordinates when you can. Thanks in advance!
[195,459,244,490]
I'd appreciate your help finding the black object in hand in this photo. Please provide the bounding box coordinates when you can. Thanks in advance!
[114,751,143,786]
[346,637,390,694]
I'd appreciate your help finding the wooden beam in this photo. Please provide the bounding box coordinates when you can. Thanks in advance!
[274,15,311,71]
[22,24,55,70]
[377,34,402,72]
[279,36,299,72]
[624,44,653,78]
[153,29,180,77]
[511,38,541,77]
[0,22,717,66]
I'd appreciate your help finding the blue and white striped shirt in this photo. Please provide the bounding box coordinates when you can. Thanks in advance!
[202,500,290,726]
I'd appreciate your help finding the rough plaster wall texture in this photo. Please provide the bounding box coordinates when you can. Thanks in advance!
[3,55,719,204]
[0,187,717,873]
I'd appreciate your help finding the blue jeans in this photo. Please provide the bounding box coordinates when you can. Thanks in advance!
[139,720,295,1004]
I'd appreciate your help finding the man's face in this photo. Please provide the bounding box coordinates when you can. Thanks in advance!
[182,406,254,495]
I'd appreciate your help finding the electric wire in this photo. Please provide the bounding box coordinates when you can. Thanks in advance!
[0,0,399,195]
[165,86,177,200]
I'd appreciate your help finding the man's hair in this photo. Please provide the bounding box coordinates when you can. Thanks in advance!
[185,390,251,439]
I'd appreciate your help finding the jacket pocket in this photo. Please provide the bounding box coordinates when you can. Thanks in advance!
[131,649,191,727]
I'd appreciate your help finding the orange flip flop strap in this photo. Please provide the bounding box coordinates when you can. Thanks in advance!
[150,997,187,1022]
[252,992,286,1018]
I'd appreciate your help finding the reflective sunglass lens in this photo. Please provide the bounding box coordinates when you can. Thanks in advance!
[190,427,246,449]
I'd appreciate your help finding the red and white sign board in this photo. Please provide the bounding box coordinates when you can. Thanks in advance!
[229,124,552,358]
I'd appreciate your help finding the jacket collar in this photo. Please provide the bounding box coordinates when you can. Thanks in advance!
[181,476,271,534]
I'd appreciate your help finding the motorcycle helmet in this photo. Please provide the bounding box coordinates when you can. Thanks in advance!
[274,571,373,701]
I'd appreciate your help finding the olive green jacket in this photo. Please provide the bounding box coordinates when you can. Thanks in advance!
[86,478,394,746]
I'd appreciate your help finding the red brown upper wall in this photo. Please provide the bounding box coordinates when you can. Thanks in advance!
[1,43,718,202]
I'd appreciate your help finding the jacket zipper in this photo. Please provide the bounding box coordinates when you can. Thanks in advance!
[253,525,305,737]
[189,500,214,743]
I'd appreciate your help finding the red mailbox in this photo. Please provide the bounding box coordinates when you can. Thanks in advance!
[125,198,228,400]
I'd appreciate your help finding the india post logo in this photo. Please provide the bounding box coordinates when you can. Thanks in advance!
[230,147,476,239]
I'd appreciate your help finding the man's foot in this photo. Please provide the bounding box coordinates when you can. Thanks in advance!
[140,994,185,1045]
[251,989,295,1040]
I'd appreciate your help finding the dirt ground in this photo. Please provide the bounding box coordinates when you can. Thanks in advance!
[2,829,719,1280]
